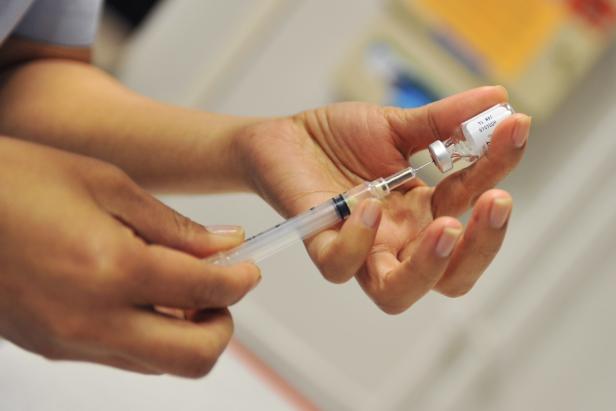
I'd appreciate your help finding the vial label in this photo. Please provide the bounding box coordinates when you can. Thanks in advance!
[461,103,515,153]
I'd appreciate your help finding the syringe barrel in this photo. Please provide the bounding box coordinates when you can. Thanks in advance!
[342,178,389,211]
[206,180,388,265]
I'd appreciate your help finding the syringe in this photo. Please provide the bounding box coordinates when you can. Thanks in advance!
[207,162,431,265]
[206,102,516,266]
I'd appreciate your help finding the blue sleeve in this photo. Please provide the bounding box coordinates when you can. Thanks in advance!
[13,0,102,47]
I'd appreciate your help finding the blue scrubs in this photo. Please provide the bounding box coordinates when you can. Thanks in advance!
[0,0,101,46]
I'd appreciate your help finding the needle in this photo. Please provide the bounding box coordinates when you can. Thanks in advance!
[415,161,433,171]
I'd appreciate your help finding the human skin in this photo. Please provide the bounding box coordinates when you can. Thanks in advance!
[238,94,529,313]
[0,137,260,377]
[0,38,530,373]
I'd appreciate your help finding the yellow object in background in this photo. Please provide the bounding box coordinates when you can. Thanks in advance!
[417,0,567,79]
[335,0,616,120]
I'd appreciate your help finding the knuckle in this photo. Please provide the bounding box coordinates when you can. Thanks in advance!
[414,266,441,289]
[370,290,409,316]
[101,166,151,209]
[119,252,150,289]
[197,265,258,307]
[105,246,133,274]
[323,254,360,284]
[437,281,474,298]
[96,250,134,289]
[181,349,219,378]
[322,265,354,284]
[358,269,412,314]
[100,162,131,186]
[69,236,136,295]
[190,280,219,308]
[376,299,408,315]
[314,245,356,284]
[78,235,123,275]
[170,210,194,240]
[88,161,135,193]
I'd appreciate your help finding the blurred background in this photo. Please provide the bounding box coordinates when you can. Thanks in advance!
[2,0,616,410]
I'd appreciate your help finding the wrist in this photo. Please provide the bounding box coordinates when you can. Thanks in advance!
[145,108,265,193]
[229,115,293,196]
[202,114,259,193]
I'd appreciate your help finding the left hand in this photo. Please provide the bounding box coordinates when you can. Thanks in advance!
[234,86,530,314]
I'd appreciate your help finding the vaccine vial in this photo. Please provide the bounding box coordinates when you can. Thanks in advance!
[428,103,515,173]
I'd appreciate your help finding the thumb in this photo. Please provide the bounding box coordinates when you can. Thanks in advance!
[99,179,245,257]
[384,86,508,156]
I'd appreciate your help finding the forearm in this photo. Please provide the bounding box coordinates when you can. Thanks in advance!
[0,59,261,192]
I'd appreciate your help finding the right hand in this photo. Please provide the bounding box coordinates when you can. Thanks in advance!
[236,87,528,313]
[0,137,260,378]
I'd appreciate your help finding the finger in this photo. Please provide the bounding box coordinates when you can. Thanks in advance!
[99,172,245,257]
[384,86,509,155]
[113,308,233,378]
[357,217,463,314]
[432,114,530,217]
[126,245,260,309]
[51,343,162,375]
[306,199,382,283]
[434,190,512,297]
[94,355,163,375]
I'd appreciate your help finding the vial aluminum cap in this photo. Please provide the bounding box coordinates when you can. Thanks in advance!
[428,140,453,173]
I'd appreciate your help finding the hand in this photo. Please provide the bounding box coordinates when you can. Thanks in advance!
[0,137,260,377]
[236,86,530,314]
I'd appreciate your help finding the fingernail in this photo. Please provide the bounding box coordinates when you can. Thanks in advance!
[206,225,244,237]
[360,200,382,229]
[435,227,462,258]
[512,116,531,148]
[490,198,512,229]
